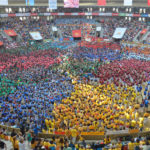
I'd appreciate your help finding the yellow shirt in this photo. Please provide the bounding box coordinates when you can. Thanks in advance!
[14,140,19,149]
[45,119,49,126]
[43,141,50,148]
[116,143,122,149]
[71,128,77,137]
[131,120,136,127]
[104,138,111,144]
[128,142,135,150]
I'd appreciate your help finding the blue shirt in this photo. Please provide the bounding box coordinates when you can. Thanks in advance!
[145,100,149,106]
[33,127,38,135]
[144,91,147,95]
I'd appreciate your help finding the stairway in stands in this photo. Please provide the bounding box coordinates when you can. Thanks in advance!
[57,28,63,39]
[140,26,150,43]
[50,26,62,40]
[133,30,142,42]
[145,32,150,43]
[15,30,22,42]
[133,26,150,42]
[100,27,104,38]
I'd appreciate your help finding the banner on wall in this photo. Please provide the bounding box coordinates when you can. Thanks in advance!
[26,0,34,6]
[4,30,17,36]
[49,0,57,9]
[96,27,102,31]
[0,41,3,46]
[64,0,79,8]
[113,28,127,39]
[129,129,139,134]
[97,0,106,6]
[148,0,150,6]
[29,32,43,40]
[2,12,150,18]
[106,129,129,135]
[141,29,147,34]
[81,132,104,136]
[0,0,8,5]
[124,0,132,6]
[54,131,65,135]
[72,30,81,37]
[52,26,57,31]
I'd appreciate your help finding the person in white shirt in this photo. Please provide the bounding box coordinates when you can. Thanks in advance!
[140,141,150,150]
[19,137,25,150]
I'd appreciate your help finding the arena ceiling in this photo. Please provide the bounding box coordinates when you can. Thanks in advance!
[5,0,149,7]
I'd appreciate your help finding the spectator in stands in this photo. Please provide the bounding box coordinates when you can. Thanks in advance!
[104,136,111,145]
[128,139,136,150]
[19,137,25,150]
[135,139,140,150]
[140,141,150,150]
[27,130,32,147]
[12,136,19,150]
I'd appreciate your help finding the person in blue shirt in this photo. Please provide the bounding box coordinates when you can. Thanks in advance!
[148,92,150,100]
[33,125,39,136]
[144,99,149,112]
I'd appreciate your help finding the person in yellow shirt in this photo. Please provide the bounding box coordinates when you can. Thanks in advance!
[45,119,49,129]
[14,140,19,150]
[128,139,135,150]
[65,128,71,139]
[131,120,136,128]
[31,135,40,149]
[12,137,19,150]
[42,128,46,133]
[116,141,122,150]
[71,128,78,144]
[49,140,56,149]
[43,140,50,149]
[134,139,140,149]
[104,136,111,145]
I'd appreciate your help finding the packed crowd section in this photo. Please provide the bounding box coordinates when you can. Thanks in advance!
[0,17,148,48]
[1,128,150,150]
[55,18,97,38]
[102,18,146,41]
[0,16,150,150]
[0,40,149,134]
[0,18,53,43]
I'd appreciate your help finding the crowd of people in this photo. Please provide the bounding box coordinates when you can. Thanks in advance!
[1,128,150,150]
[0,18,54,43]
[55,18,97,38]
[0,17,148,50]
[0,17,150,150]
[0,48,64,73]
[52,83,144,131]
[146,33,150,44]
[94,59,150,85]
[102,18,146,42]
